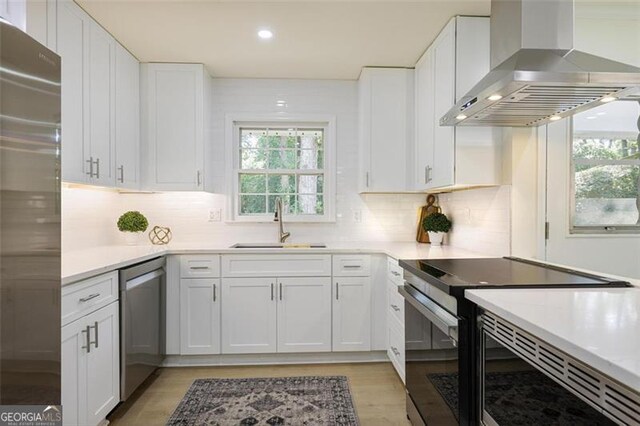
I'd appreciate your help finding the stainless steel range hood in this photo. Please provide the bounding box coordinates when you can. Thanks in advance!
[441,0,640,127]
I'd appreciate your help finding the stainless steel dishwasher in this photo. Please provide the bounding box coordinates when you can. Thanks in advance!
[119,257,165,401]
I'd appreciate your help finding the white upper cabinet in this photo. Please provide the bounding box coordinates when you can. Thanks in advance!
[114,44,140,189]
[0,0,26,31]
[359,67,414,193]
[414,16,502,192]
[141,63,212,191]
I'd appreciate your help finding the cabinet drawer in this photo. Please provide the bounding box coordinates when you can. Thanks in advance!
[332,255,371,276]
[387,283,405,326]
[180,255,220,278]
[221,255,331,277]
[387,257,403,285]
[388,315,405,382]
[62,271,118,326]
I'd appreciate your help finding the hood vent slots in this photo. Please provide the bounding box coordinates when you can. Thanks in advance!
[482,312,640,425]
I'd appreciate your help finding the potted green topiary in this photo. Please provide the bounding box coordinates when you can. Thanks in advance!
[422,212,452,246]
[117,211,149,245]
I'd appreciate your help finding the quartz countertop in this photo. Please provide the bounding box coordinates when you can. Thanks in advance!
[62,241,486,285]
[466,287,640,391]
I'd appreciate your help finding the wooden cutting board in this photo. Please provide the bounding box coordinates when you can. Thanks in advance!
[416,194,441,243]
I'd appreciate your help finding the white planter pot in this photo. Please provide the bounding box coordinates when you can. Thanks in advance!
[427,231,445,246]
[122,232,142,246]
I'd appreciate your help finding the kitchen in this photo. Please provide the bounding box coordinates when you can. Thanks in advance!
[0,0,639,425]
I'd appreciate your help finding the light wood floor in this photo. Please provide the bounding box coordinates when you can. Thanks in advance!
[108,362,411,426]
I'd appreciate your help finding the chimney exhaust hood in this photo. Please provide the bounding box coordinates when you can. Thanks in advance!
[441,0,640,127]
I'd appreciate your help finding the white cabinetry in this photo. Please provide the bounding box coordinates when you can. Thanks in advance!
[140,63,212,191]
[414,16,502,192]
[359,67,414,192]
[114,43,140,189]
[180,278,220,354]
[332,255,372,352]
[0,0,26,31]
[62,271,119,426]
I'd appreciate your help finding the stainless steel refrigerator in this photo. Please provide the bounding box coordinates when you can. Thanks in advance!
[0,20,61,405]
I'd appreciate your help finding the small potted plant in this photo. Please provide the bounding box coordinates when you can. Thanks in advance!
[422,212,452,246]
[117,211,149,245]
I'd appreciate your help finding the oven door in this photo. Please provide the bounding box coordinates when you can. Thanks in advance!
[399,285,461,426]
[481,330,617,426]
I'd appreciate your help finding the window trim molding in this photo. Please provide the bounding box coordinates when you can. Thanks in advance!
[225,113,337,223]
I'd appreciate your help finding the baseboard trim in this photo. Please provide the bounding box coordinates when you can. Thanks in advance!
[163,351,390,367]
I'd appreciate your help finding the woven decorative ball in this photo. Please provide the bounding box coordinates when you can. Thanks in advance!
[148,226,172,245]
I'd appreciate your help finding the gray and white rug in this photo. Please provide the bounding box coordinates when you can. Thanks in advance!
[167,376,359,426]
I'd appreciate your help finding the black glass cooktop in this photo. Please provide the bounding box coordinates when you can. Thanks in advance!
[399,257,631,298]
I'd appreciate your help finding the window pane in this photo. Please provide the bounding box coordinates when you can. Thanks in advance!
[240,130,268,149]
[299,131,323,149]
[267,174,295,193]
[297,195,324,215]
[268,195,296,214]
[240,195,266,214]
[298,174,323,194]
[267,149,297,169]
[240,149,267,169]
[572,101,640,229]
[239,174,266,193]
[298,149,323,170]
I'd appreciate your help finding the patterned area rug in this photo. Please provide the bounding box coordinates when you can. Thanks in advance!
[167,376,359,426]
[428,370,616,425]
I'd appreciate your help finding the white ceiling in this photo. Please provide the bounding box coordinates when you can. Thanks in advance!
[77,0,491,80]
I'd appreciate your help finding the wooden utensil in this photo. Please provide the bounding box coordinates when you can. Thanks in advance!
[416,194,441,243]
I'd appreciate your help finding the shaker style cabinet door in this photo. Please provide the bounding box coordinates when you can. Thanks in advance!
[414,49,435,190]
[61,319,88,426]
[276,277,332,353]
[180,278,220,354]
[332,277,371,351]
[221,278,277,354]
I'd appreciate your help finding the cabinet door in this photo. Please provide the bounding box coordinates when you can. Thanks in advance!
[56,0,89,183]
[332,277,371,351]
[180,278,220,354]
[114,43,140,189]
[1,0,26,31]
[431,19,456,189]
[62,319,88,426]
[221,278,276,354]
[414,50,435,190]
[85,302,119,426]
[86,20,116,187]
[142,64,204,190]
[277,277,331,353]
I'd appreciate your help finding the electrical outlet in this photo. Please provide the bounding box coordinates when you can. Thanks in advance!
[353,210,362,223]
[208,209,222,222]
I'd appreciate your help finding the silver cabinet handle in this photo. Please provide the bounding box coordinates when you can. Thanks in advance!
[391,346,400,356]
[91,321,98,349]
[79,293,100,303]
[213,283,216,302]
[197,170,202,186]
[391,304,401,312]
[391,271,401,277]
[271,283,274,301]
[343,265,361,269]
[81,325,91,353]
[365,172,370,188]
[86,157,94,177]
[94,158,100,179]
[190,266,209,270]
[427,166,433,183]
[118,165,124,183]
[336,282,339,300]
[279,282,283,301]
[424,165,428,184]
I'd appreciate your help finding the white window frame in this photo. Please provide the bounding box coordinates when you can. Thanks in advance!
[225,113,337,223]
[569,119,640,235]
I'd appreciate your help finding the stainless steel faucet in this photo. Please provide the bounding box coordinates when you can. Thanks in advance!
[274,197,291,243]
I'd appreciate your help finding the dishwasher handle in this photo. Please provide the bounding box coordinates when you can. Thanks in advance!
[399,284,459,342]
[125,269,164,291]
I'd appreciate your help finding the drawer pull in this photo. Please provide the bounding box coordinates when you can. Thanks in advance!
[391,271,401,277]
[189,266,210,270]
[390,304,401,312]
[343,265,361,269]
[79,293,100,303]
[391,346,401,356]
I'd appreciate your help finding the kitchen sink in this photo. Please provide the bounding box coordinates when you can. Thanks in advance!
[230,243,327,249]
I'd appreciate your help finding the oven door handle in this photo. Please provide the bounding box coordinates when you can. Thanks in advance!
[399,285,459,342]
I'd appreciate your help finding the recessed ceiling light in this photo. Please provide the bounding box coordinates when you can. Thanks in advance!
[456,114,467,120]
[257,29,273,40]
[487,94,502,101]
[549,115,561,121]
[600,96,616,103]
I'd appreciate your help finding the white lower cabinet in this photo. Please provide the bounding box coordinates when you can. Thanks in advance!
[332,277,371,351]
[180,278,220,354]
[62,301,119,426]
[221,278,277,354]
[277,277,332,353]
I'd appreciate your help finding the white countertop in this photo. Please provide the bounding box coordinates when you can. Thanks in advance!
[466,288,640,391]
[62,241,486,285]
